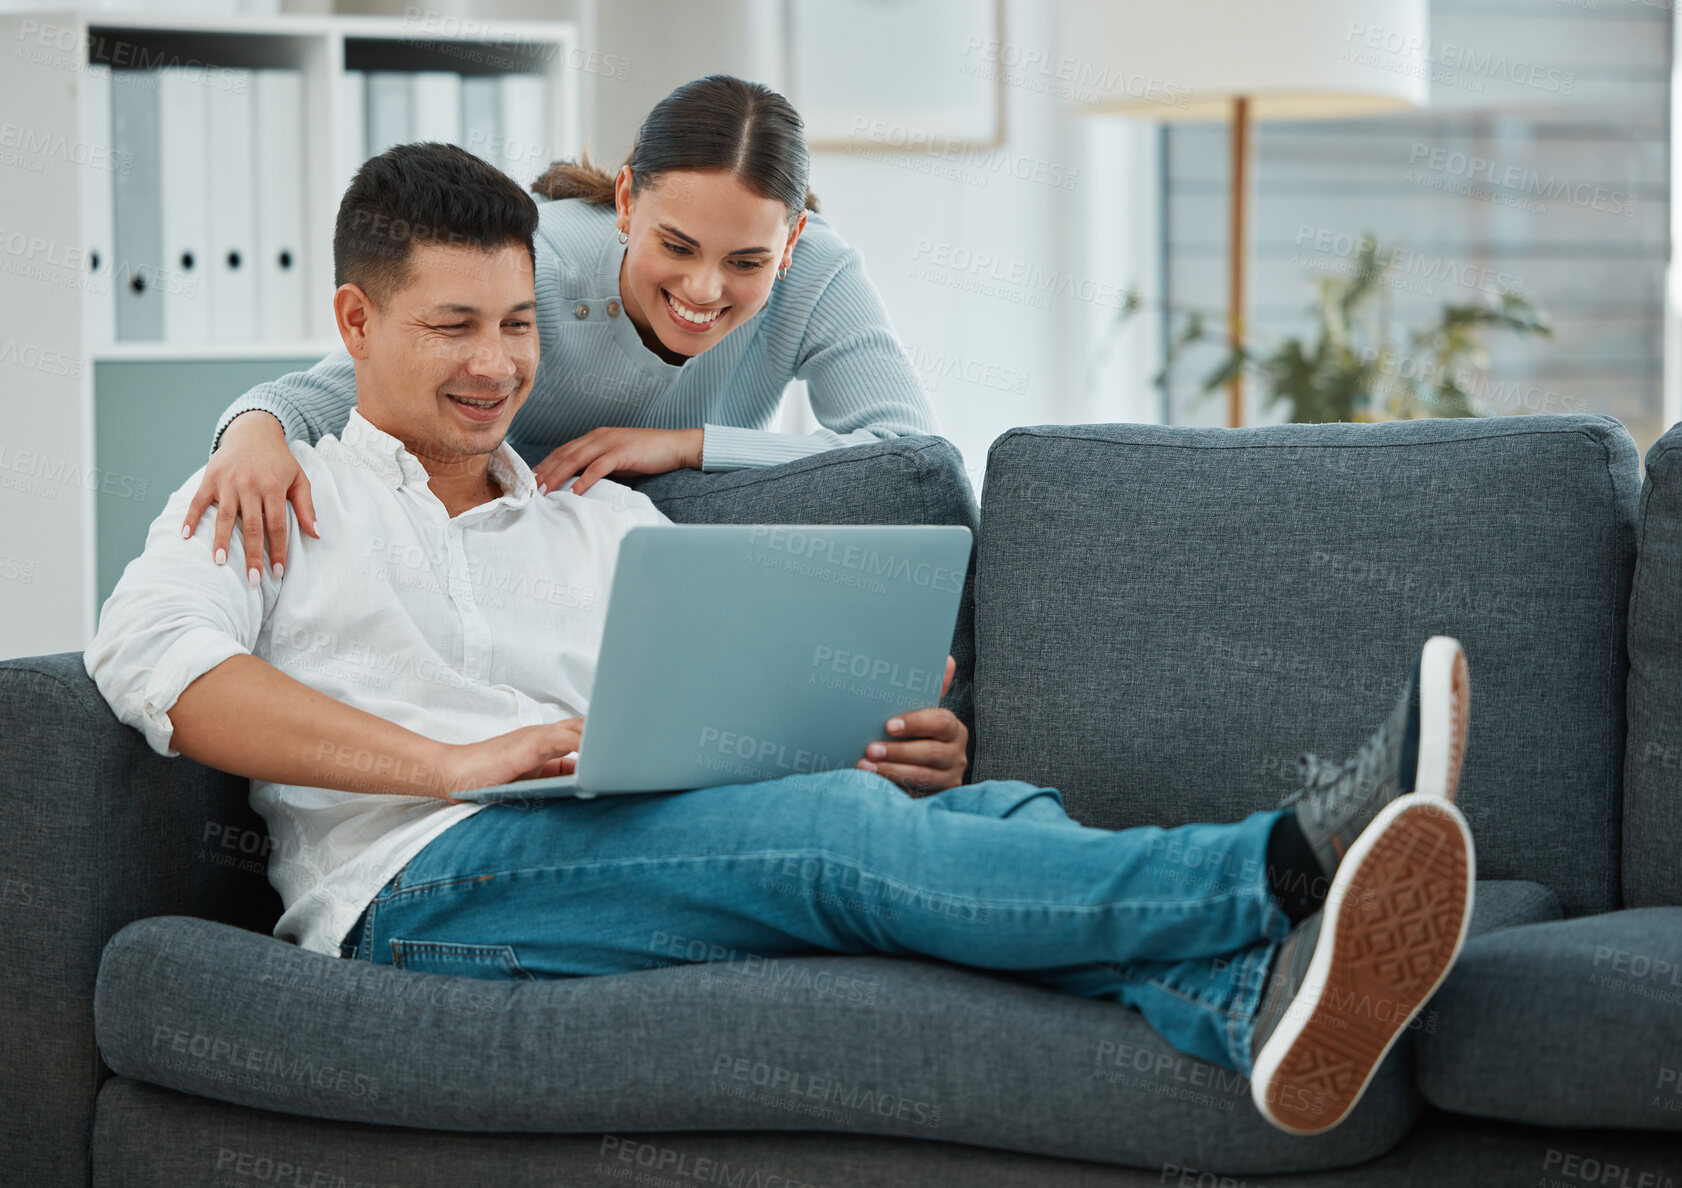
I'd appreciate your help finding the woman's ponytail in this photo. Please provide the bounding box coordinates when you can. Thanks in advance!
[531,148,620,205]
[533,75,818,223]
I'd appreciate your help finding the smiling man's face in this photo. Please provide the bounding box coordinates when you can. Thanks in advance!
[340,240,539,467]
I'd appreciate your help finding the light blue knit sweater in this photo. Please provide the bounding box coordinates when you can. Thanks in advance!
[211,196,940,471]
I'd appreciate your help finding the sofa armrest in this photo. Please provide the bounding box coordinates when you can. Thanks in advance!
[0,652,280,1188]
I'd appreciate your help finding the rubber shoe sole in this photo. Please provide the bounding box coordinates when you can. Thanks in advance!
[1250,793,1475,1135]
[1414,636,1470,803]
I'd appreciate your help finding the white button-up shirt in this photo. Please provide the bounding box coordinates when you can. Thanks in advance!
[86,409,670,956]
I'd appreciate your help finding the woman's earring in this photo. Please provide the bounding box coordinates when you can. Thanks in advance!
[617,228,629,245]
[777,263,790,280]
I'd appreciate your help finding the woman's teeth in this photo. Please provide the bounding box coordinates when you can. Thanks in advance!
[665,290,721,324]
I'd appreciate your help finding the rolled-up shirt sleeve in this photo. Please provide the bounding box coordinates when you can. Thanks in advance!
[85,464,275,757]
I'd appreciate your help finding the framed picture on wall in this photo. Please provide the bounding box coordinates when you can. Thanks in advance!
[787,0,1005,152]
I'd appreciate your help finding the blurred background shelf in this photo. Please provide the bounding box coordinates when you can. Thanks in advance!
[0,9,579,657]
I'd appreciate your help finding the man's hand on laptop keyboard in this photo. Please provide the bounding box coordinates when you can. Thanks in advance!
[857,656,967,797]
[434,717,585,804]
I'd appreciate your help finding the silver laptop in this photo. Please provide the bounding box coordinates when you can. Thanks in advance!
[455,524,972,802]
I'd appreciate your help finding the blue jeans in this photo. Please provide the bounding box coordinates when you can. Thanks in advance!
[339,770,1291,1072]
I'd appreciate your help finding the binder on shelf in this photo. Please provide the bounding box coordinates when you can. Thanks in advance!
[412,71,462,147]
[365,71,412,157]
[158,67,210,343]
[110,68,162,342]
[254,70,308,341]
[205,69,257,341]
[461,75,500,167]
[496,73,547,190]
[338,69,366,196]
[80,63,115,349]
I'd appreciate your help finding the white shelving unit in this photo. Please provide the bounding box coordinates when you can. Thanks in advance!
[0,10,581,659]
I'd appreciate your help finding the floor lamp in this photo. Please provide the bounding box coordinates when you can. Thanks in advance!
[1057,0,1430,427]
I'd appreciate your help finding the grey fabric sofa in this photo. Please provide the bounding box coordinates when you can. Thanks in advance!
[4,417,1681,1186]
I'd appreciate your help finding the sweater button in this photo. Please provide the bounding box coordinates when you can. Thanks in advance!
[574,303,589,319]
[606,300,620,317]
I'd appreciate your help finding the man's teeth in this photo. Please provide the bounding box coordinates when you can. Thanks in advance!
[665,291,720,324]
[450,395,503,408]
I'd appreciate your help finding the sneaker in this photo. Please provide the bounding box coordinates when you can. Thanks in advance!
[1283,635,1470,880]
[1249,792,1475,1135]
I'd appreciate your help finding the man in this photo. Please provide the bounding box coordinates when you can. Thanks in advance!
[87,144,1475,1137]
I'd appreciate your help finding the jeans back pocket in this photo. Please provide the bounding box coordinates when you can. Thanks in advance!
[389,938,533,981]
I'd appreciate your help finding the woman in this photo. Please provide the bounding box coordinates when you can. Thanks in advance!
[186,73,937,572]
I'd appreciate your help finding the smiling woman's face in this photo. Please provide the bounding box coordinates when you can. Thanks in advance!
[615,167,805,363]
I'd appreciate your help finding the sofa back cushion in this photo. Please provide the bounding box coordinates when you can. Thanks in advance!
[1623,422,1682,906]
[635,436,981,757]
[972,417,1639,917]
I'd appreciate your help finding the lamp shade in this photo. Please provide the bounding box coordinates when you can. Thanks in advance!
[1056,0,1429,121]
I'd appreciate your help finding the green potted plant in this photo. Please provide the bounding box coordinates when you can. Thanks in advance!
[1121,235,1553,423]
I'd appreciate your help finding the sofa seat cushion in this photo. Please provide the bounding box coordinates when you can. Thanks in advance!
[89,1079,1682,1188]
[98,916,1419,1175]
[1419,907,1682,1130]
[1465,880,1563,937]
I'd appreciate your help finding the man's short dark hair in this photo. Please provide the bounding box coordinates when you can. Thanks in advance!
[333,142,539,305]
